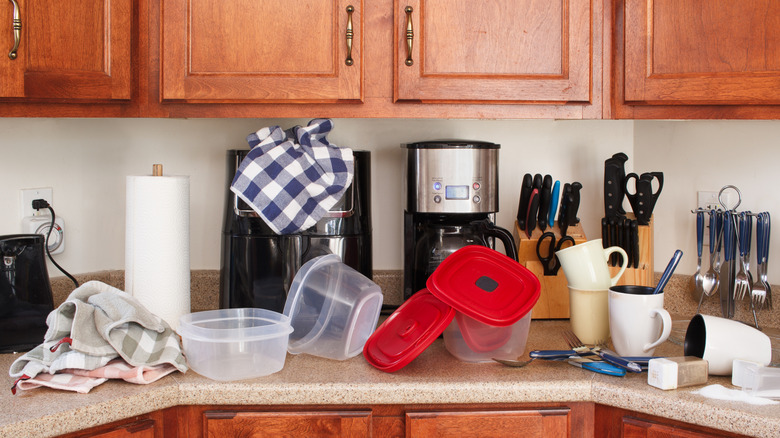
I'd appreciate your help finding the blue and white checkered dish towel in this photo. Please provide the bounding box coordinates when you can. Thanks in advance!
[231,119,354,234]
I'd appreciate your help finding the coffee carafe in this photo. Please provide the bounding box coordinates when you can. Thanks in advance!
[413,216,517,283]
[403,140,516,300]
[0,234,54,353]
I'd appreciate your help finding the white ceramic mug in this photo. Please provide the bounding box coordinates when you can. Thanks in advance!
[556,239,628,290]
[684,314,772,376]
[608,285,672,356]
[568,287,610,345]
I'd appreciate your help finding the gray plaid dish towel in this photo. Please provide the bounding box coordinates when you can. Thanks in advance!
[10,281,187,386]
[230,118,354,234]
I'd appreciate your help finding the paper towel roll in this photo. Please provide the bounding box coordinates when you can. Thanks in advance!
[125,175,190,331]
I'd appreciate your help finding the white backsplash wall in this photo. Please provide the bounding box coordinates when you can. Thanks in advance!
[634,120,780,284]
[0,118,632,275]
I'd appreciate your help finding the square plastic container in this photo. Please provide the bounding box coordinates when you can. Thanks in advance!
[443,311,533,363]
[178,308,293,381]
[284,254,383,360]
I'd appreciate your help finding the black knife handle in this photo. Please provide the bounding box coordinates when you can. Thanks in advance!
[538,175,552,231]
[517,173,533,230]
[567,182,582,226]
[631,220,639,268]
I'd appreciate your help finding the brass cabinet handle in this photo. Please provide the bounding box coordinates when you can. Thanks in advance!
[8,0,20,60]
[345,5,354,66]
[404,6,413,66]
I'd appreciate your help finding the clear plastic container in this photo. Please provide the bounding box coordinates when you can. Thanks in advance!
[736,361,780,399]
[284,254,383,360]
[178,308,293,381]
[443,310,532,363]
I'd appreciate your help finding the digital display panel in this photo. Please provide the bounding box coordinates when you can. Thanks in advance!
[445,185,469,200]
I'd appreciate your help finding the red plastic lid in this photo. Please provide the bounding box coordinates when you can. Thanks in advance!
[427,245,540,326]
[362,290,455,373]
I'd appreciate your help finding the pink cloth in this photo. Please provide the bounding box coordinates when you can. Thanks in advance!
[14,358,177,394]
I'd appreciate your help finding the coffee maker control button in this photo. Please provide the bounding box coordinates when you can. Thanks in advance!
[433,182,442,191]
[473,182,480,191]
[434,195,442,203]
[473,195,481,204]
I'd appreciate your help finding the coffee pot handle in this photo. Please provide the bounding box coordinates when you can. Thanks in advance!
[482,223,518,262]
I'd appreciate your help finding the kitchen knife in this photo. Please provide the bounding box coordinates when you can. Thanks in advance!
[567,182,582,226]
[601,217,609,246]
[537,174,552,231]
[631,220,639,268]
[604,153,629,216]
[532,173,543,192]
[517,173,533,230]
[548,180,561,229]
[595,346,643,373]
[720,211,736,318]
[608,217,618,266]
[617,219,625,267]
[525,188,540,238]
[559,193,574,238]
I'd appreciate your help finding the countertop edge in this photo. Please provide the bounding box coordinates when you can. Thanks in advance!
[3,377,778,438]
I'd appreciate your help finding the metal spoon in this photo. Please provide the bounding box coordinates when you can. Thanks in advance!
[690,211,705,301]
[701,210,720,297]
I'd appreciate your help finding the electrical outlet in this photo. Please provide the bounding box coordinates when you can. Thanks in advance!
[20,187,53,219]
[697,191,719,211]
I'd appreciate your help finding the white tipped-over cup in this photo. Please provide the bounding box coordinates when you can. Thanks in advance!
[684,314,772,376]
[556,239,628,290]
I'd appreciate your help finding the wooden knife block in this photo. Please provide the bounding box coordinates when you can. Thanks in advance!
[514,221,586,319]
[609,215,654,288]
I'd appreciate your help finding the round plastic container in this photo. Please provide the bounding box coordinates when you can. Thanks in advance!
[178,308,292,381]
[443,310,533,363]
[284,254,383,360]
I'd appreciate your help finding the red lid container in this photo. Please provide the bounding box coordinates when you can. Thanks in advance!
[362,290,454,372]
[427,245,540,326]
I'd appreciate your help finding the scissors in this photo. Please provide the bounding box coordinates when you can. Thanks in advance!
[535,231,575,276]
[624,172,663,225]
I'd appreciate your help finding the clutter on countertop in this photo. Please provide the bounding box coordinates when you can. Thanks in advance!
[9,281,187,394]
[231,118,354,235]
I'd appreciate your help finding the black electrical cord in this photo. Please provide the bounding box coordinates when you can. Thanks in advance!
[32,199,79,289]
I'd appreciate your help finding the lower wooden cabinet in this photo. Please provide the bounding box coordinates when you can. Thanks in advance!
[59,403,754,437]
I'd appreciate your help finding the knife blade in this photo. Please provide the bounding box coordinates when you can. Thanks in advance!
[548,180,561,229]
[517,173,533,230]
[526,188,540,238]
[538,174,552,231]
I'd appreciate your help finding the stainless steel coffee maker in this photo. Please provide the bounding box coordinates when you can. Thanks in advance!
[403,140,517,300]
[0,234,54,353]
[220,150,372,313]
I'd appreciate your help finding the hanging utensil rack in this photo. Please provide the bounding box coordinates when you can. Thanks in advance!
[691,185,772,329]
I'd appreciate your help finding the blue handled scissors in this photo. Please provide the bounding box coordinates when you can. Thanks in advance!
[535,231,575,276]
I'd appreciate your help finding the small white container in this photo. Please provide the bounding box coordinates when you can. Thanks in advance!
[443,311,532,363]
[284,254,383,360]
[178,308,293,381]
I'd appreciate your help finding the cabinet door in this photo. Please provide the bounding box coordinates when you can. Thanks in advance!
[406,408,570,437]
[203,409,372,437]
[161,0,362,103]
[0,0,132,100]
[394,0,592,103]
[622,416,744,438]
[623,0,780,105]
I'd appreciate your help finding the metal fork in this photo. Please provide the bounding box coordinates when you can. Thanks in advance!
[734,212,751,300]
[752,213,768,308]
[760,212,772,309]
[563,331,642,373]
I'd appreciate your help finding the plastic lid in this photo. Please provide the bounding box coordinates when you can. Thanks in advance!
[363,290,455,372]
[426,245,540,326]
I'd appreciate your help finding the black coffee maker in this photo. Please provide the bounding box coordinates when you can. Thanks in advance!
[0,234,54,353]
[403,140,517,300]
[220,150,372,313]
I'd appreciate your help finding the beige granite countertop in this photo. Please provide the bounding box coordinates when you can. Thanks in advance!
[3,319,780,438]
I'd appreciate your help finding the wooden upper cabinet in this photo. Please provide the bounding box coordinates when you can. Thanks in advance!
[620,0,780,107]
[0,0,132,101]
[394,0,593,104]
[161,0,363,103]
